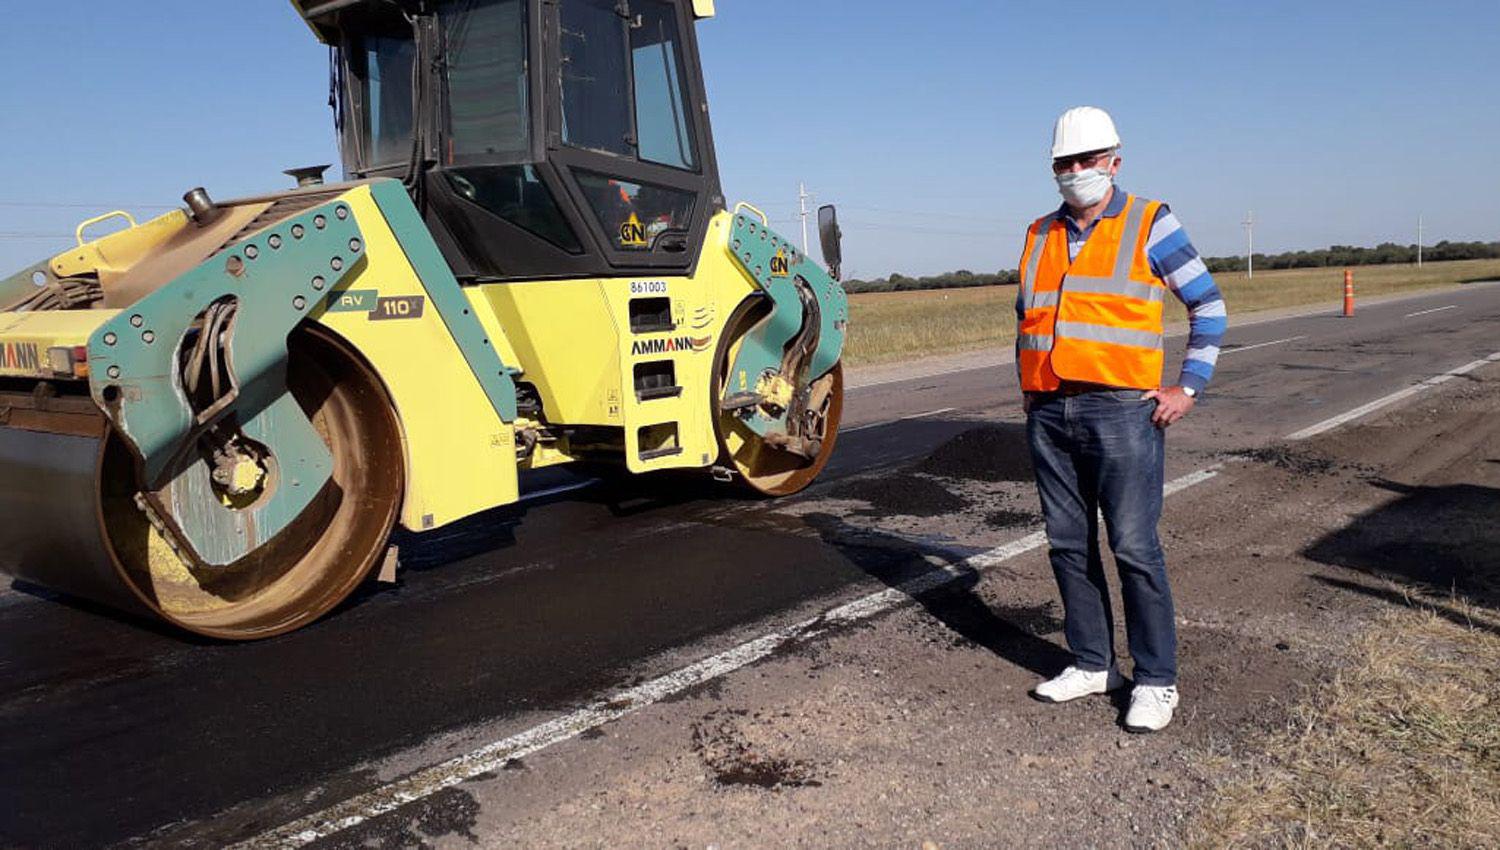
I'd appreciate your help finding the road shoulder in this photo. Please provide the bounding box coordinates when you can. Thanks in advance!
[313,347,1500,848]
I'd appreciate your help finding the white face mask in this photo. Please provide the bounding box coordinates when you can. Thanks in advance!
[1055,167,1113,208]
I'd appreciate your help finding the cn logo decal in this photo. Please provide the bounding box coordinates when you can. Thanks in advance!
[769,247,790,278]
[620,214,647,248]
[369,295,426,321]
[631,336,712,356]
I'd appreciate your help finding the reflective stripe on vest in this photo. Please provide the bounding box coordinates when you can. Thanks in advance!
[1016,194,1168,391]
[1057,276,1164,304]
[1018,212,1057,309]
[1026,289,1060,310]
[1053,321,1162,350]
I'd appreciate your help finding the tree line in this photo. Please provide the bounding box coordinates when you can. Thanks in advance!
[1202,240,1500,273]
[844,240,1500,294]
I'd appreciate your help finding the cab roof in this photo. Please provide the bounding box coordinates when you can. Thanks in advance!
[290,0,713,44]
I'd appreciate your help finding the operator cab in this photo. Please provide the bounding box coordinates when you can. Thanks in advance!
[297,0,724,281]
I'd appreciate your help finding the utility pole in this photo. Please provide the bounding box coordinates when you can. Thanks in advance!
[1242,211,1255,279]
[1418,214,1424,267]
[798,182,811,255]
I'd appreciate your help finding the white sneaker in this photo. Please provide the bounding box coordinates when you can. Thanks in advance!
[1030,665,1126,703]
[1124,684,1179,733]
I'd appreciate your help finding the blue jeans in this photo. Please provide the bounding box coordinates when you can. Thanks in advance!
[1025,390,1177,686]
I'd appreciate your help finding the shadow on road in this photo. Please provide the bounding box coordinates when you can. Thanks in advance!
[391,469,731,571]
[1302,478,1500,611]
[1310,575,1500,638]
[800,511,1068,678]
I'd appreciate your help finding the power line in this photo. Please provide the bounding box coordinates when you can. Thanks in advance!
[837,203,1023,227]
[740,199,1029,228]
[0,200,177,210]
[840,221,1000,238]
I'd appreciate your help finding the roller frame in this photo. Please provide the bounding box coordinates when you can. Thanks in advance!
[83,200,366,566]
[722,213,848,441]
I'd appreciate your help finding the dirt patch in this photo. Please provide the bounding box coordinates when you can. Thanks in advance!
[832,474,968,517]
[986,508,1041,529]
[691,711,821,790]
[919,424,1033,482]
[315,787,481,849]
[1231,446,1339,476]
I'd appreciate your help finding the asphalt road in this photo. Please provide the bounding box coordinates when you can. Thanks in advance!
[2,282,1498,848]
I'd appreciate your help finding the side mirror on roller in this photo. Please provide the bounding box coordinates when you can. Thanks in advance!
[817,204,843,281]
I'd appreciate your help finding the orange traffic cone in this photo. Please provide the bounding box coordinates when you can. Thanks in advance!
[1343,269,1355,317]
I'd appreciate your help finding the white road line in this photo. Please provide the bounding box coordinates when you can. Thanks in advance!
[1162,465,1225,496]
[843,406,957,433]
[1286,352,1500,441]
[903,406,956,420]
[1220,335,1305,355]
[235,465,1223,849]
[1404,304,1458,318]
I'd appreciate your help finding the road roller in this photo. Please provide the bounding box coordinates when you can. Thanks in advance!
[0,0,847,639]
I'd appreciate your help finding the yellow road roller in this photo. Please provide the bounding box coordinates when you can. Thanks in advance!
[0,0,848,638]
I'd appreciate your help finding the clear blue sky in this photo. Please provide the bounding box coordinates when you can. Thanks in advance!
[2,1,1497,280]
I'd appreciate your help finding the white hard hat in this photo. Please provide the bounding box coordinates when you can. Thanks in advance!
[1051,106,1121,159]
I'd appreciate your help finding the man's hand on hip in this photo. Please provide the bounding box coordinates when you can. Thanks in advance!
[1141,386,1195,428]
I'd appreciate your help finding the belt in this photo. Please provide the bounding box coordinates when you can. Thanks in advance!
[1032,381,1123,398]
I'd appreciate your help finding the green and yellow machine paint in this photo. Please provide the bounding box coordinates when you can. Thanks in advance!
[0,0,847,638]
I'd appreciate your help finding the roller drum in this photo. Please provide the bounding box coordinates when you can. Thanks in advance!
[0,428,151,617]
[0,328,404,639]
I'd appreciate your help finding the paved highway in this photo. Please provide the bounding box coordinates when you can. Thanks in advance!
[1,282,1497,848]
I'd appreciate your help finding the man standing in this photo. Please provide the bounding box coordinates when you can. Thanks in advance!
[1016,107,1226,732]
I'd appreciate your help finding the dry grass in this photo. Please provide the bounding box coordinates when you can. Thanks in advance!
[1190,600,1500,849]
[844,286,1020,366]
[1214,259,1500,315]
[844,259,1500,366]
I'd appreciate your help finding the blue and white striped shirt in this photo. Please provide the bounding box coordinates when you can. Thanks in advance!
[1021,186,1227,393]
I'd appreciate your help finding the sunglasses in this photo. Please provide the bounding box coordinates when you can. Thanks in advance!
[1052,151,1115,174]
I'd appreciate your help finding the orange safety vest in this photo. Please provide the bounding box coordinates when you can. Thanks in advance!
[1016,193,1167,391]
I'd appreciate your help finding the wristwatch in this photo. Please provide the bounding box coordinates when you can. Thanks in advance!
[1181,386,1198,398]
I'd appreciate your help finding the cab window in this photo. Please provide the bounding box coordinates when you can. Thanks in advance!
[350,29,416,168]
[574,171,694,252]
[559,0,633,157]
[443,0,531,163]
[631,0,697,170]
[559,0,698,171]
[445,165,584,253]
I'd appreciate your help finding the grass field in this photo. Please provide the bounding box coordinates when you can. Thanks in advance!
[844,258,1500,366]
[1191,601,1500,848]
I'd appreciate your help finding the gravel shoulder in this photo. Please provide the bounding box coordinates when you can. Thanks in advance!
[314,358,1500,848]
